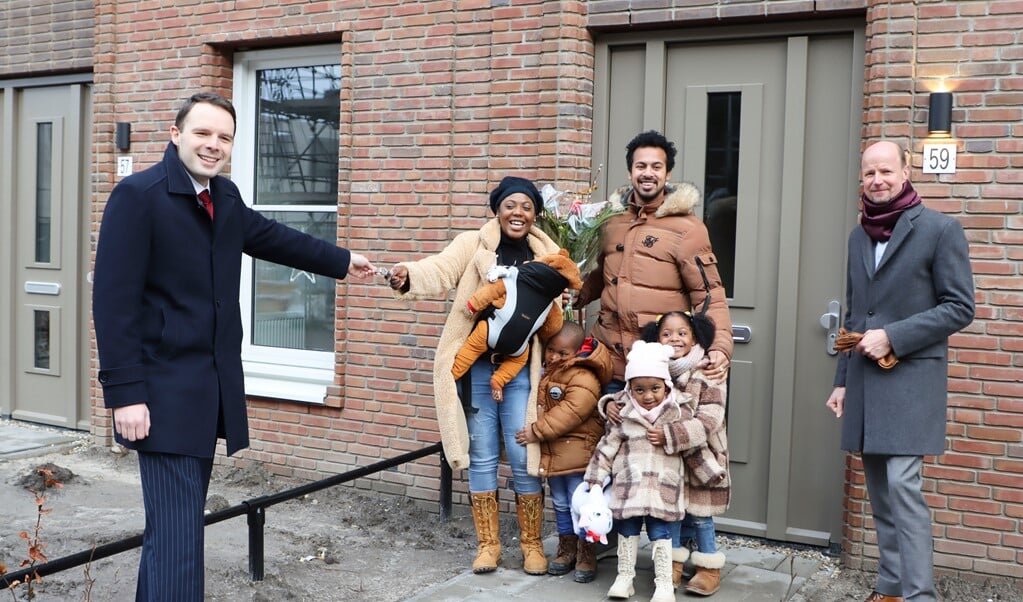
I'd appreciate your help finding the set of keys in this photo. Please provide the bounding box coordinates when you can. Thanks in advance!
[374,267,392,279]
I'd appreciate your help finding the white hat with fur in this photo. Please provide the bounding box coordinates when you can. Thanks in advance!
[624,340,675,387]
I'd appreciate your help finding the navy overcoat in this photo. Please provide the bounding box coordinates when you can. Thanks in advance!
[834,203,974,456]
[94,143,351,458]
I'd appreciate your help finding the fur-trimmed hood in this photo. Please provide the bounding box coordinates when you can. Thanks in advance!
[608,182,702,219]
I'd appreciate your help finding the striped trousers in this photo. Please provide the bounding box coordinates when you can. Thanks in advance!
[136,451,214,602]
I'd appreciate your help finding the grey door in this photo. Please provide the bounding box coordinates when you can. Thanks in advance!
[594,23,864,545]
[10,84,92,429]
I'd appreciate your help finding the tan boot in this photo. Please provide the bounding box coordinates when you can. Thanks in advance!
[547,534,577,575]
[651,540,675,602]
[606,534,638,599]
[573,537,597,583]
[470,491,501,573]
[671,545,690,589]
[516,492,548,575]
[686,551,726,596]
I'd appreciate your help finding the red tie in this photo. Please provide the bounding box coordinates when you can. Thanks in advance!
[198,189,214,220]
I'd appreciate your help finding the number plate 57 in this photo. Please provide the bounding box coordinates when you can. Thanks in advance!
[922,144,956,174]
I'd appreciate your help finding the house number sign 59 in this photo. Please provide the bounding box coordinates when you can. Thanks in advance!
[922,144,956,174]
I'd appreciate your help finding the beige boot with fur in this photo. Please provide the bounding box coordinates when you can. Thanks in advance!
[686,550,726,596]
[516,492,548,575]
[470,491,501,573]
[672,545,691,589]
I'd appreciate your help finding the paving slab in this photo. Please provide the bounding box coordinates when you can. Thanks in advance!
[408,534,826,601]
[0,423,80,459]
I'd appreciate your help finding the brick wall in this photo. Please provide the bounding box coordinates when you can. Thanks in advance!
[844,0,1023,581]
[75,0,1022,581]
[0,0,93,77]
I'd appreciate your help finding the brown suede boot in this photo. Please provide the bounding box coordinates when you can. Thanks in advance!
[516,492,548,575]
[470,491,501,573]
[686,551,726,596]
[671,546,690,589]
[547,534,577,575]
[574,537,597,583]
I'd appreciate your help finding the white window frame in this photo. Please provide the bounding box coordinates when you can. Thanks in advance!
[233,45,341,404]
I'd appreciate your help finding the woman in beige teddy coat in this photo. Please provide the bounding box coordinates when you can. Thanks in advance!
[387,176,563,576]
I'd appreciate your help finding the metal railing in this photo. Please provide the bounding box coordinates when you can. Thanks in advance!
[1,442,452,586]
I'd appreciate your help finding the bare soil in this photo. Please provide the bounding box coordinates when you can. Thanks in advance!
[1,434,1019,601]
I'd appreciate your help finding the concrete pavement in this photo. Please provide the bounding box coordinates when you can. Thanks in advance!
[407,533,828,601]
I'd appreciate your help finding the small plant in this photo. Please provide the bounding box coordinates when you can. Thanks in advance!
[2,467,62,600]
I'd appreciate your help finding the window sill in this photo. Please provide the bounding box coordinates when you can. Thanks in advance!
[243,360,332,405]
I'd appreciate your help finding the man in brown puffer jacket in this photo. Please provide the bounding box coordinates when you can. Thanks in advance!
[577,130,733,390]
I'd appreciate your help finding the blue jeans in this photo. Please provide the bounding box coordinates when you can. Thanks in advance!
[466,357,541,495]
[674,514,717,553]
[618,515,674,541]
[549,473,585,535]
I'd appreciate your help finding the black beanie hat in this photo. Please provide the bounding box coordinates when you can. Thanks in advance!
[488,176,543,215]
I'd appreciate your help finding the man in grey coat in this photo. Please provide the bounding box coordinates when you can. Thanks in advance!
[826,141,975,602]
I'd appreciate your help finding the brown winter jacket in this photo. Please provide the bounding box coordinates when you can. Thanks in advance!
[577,184,733,380]
[533,339,615,478]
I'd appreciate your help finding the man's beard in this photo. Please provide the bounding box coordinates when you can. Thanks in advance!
[633,182,663,204]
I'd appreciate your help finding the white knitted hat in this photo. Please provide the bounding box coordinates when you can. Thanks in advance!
[624,341,674,386]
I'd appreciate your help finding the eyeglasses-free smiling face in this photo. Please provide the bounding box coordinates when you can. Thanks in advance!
[629,376,669,410]
[629,146,671,206]
[496,192,536,240]
[657,314,695,360]
[170,101,235,187]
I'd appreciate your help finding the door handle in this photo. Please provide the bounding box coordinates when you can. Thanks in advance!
[819,300,841,356]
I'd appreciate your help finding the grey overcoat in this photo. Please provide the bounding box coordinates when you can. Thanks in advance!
[834,203,975,456]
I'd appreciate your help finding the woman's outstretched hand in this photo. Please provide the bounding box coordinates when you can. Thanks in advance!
[388,265,408,291]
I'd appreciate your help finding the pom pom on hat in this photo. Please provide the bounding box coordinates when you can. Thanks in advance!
[489,176,543,215]
[624,341,674,386]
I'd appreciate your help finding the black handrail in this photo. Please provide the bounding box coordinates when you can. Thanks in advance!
[1,441,450,586]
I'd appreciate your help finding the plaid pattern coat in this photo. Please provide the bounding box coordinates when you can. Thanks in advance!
[584,390,687,522]
[667,366,731,517]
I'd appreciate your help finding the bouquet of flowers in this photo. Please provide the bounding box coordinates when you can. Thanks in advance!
[536,177,620,275]
[536,172,622,322]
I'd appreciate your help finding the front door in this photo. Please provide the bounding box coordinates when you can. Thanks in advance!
[10,84,92,429]
[594,22,864,545]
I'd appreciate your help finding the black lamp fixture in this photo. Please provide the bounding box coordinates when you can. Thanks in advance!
[928,91,952,136]
[115,122,132,151]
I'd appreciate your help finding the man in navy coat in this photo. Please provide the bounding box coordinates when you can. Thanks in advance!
[93,92,376,601]
[826,141,975,602]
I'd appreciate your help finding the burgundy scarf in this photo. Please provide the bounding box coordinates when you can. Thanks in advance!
[860,181,921,242]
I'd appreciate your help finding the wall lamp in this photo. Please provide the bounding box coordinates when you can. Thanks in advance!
[115,122,132,151]
[927,92,952,136]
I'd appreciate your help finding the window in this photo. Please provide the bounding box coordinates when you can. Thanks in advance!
[233,45,342,403]
[703,91,740,298]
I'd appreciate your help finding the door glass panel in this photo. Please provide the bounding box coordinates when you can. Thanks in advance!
[703,92,740,297]
[35,122,53,263]
[251,211,337,352]
[34,309,51,369]
[254,65,341,206]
